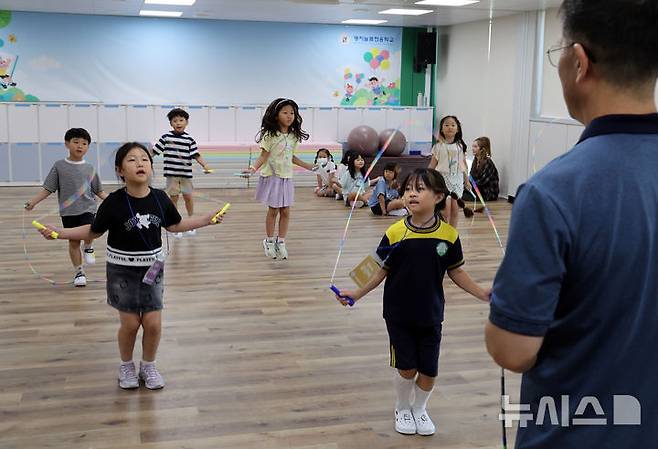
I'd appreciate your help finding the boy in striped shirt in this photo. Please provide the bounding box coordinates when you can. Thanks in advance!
[152,108,211,237]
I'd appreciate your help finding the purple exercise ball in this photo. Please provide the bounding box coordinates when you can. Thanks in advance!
[379,128,407,156]
[347,125,379,156]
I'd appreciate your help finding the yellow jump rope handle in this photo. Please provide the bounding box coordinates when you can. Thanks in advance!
[211,203,231,224]
[32,220,59,239]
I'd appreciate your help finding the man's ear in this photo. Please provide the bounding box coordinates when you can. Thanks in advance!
[573,43,591,83]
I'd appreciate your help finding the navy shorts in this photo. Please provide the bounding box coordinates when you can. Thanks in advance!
[106,263,164,314]
[61,212,95,228]
[386,320,443,377]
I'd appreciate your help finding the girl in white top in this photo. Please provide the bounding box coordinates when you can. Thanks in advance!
[428,115,473,227]
[314,148,337,197]
[339,153,377,208]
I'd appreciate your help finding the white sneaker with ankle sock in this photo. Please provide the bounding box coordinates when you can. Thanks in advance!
[139,361,165,390]
[73,269,87,287]
[393,373,416,434]
[412,385,436,435]
[263,238,277,259]
[118,361,139,389]
[395,409,417,434]
[412,409,435,435]
[275,239,288,260]
[83,245,96,264]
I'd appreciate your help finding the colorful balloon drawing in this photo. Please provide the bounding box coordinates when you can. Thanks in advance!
[363,48,391,71]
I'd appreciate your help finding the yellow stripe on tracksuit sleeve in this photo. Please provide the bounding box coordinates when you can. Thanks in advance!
[390,344,396,368]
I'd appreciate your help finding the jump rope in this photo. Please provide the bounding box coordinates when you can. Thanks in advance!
[25,122,552,447]
[23,165,229,286]
[327,125,514,448]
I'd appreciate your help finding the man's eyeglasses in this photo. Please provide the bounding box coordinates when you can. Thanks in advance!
[546,42,597,67]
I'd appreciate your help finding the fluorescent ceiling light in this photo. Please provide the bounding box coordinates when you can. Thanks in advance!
[139,10,183,17]
[342,19,388,25]
[144,0,196,5]
[415,0,479,6]
[379,8,434,16]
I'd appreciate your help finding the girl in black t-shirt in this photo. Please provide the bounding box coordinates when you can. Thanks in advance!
[35,142,227,391]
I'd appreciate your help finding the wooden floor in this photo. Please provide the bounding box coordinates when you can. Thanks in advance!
[0,186,520,449]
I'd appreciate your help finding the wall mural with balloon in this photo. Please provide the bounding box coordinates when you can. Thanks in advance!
[0,10,402,106]
[335,31,402,106]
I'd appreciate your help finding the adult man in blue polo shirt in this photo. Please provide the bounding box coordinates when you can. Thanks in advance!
[485,0,658,447]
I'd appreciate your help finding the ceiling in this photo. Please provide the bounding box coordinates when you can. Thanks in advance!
[0,0,562,27]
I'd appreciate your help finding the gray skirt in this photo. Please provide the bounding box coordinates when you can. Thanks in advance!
[106,262,164,314]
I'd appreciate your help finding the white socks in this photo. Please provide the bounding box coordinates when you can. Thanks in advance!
[394,373,416,410]
[412,384,434,415]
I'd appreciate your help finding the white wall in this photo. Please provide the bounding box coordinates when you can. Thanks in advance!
[540,8,570,119]
[541,8,658,117]
[437,13,530,197]
[436,11,625,197]
[0,103,434,187]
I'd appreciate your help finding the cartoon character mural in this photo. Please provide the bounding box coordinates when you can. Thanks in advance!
[337,48,399,106]
[344,82,354,103]
[368,76,385,103]
[0,53,17,89]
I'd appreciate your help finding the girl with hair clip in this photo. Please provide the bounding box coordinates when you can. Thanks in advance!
[314,148,337,197]
[243,98,316,260]
[469,137,500,208]
[428,115,473,227]
[335,168,489,436]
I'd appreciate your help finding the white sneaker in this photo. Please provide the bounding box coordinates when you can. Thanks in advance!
[351,200,365,208]
[394,409,416,435]
[413,409,436,436]
[388,208,408,217]
[185,229,197,236]
[139,362,165,390]
[275,241,288,260]
[335,193,343,200]
[263,239,277,259]
[73,271,87,287]
[83,246,96,264]
[173,232,183,239]
[118,362,139,389]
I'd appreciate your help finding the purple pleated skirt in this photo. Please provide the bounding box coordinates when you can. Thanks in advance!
[255,175,295,208]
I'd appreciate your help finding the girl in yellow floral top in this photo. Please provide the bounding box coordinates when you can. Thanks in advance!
[244,98,316,260]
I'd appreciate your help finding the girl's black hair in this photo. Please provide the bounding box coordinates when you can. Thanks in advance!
[439,115,467,153]
[256,98,309,143]
[347,152,367,179]
[340,149,356,166]
[114,142,152,182]
[314,148,334,164]
[401,169,448,215]
[383,162,399,176]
